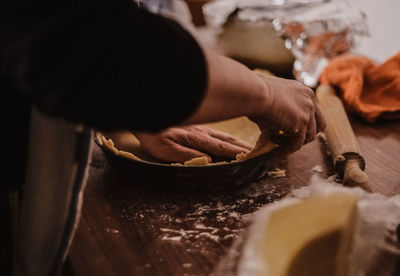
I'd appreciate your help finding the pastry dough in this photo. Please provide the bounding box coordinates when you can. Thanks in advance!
[119,150,141,161]
[267,168,287,178]
[98,132,143,161]
[242,129,278,160]
[253,68,274,76]
[97,116,279,166]
[183,156,209,166]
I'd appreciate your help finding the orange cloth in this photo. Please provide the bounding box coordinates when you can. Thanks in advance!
[320,52,400,123]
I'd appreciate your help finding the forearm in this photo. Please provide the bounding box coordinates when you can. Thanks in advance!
[184,49,270,125]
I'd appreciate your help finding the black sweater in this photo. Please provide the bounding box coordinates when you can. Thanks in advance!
[1,0,207,192]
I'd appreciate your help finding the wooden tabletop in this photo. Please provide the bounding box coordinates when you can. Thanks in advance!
[67,115,400,275]
[62,1,400,274]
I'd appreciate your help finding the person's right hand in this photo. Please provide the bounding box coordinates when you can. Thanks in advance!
[251,72,326,153]
[183,49,325,154]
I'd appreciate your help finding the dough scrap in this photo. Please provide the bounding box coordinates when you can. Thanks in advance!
[183,156,210,166]
[119,150,141,161]
[182,157,241,166]
[96,132,104,146]
[267,168,287,178]
[236,152,247,161]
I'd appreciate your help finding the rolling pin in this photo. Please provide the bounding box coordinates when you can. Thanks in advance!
[316,84,371,192]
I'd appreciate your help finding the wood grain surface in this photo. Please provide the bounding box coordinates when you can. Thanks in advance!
[67,116,400,276]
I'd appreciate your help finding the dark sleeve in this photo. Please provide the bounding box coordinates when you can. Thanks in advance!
[1,1,207,132]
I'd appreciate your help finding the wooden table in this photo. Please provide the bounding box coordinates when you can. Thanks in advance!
[67,116,400,275]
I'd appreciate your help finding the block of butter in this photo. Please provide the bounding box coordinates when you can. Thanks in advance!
[238,192,359,276]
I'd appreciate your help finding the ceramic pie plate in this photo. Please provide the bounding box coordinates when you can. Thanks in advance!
[95,116,283,192]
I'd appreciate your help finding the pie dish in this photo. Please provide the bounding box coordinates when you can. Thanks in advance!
[95,116,283,192]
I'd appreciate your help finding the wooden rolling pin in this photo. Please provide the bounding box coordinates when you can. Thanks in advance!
[316,84,371,192]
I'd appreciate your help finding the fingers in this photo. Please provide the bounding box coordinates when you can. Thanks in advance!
[300,91,324,145]
[282,112,317,152]
[306,89,326,133]
[205,128,253,150]
[279,111,317,153]
[284,92,324,151]
[178,132,250,159]
[284,128,306,153]
[203,136,251,158]
[305,115,317,144]
[166,142,211,163]
[145,138,211,163]
[137,126,251,163]
[314,104,326,133]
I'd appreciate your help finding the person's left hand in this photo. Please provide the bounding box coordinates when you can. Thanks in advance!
[135,125,252,163]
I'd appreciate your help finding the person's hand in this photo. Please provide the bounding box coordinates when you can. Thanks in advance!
[135,125,252,163]
[178,49,325,155]
[252,72,326,153]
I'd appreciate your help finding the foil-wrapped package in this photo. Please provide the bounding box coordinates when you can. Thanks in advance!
[203,0,368,85]
[203,0,306,74]
[273,1,369,87]
[203,0,322,27]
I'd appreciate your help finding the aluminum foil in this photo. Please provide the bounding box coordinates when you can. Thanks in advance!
[273,1,369,87]
[203,0,369,87]
[203,0,322,27]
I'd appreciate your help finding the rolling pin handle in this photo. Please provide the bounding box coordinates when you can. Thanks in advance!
[343,159,371,192]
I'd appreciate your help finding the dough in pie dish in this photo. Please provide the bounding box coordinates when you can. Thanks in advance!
[97,116,278,166]
[241,129,278,160]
